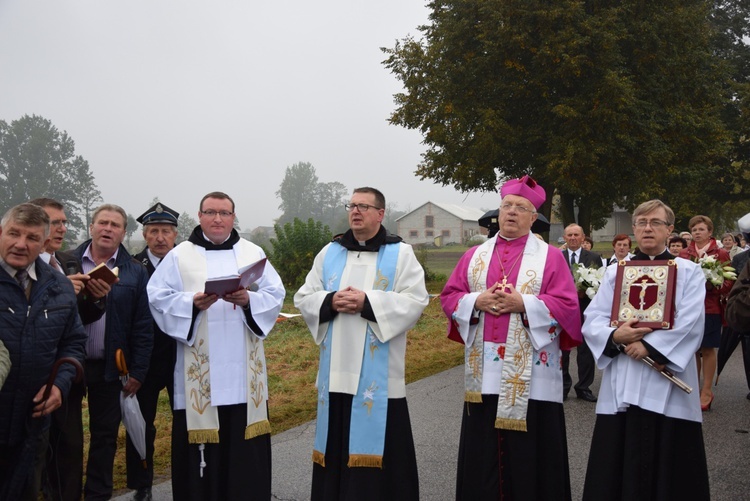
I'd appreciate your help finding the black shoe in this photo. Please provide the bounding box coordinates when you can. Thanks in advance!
[576,390,597,402]
[746,392,750,401]
[134,487,152,501]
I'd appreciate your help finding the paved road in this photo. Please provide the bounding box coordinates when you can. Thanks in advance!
[115,348,750,500]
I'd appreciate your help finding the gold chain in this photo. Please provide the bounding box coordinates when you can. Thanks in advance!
[494,240,524,291]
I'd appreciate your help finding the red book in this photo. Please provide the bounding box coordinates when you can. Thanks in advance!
[204,258,267,296]
[85,263,119,294]
[610,260,677,329]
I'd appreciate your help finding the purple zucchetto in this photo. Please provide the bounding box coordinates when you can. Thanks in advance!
[500,175,546,210]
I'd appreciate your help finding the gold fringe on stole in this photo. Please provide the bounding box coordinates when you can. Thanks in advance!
[188,429,220,444]
[244,420,271,440]
[495,417,527,432]
[464,391,482,403]
[312,450,326,467]
[347,454,383,469]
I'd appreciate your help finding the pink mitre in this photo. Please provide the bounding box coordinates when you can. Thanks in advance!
[500,175,546,210]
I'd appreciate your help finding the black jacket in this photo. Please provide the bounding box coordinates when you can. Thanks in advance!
[72,241,153,383]
[0,258,86,446]
[133,248,176,375]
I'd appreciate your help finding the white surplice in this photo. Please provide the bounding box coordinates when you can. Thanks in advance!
[147,239,284,410]
[582,256,706,422]
[294,241,428,398]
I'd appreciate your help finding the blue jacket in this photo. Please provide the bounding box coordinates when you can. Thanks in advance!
[0,257,86,446]
[73,241,153,383]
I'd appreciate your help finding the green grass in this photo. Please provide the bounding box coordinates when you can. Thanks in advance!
[102,248,468,494]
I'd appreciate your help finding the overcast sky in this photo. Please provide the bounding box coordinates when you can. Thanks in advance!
[0,0,498,231]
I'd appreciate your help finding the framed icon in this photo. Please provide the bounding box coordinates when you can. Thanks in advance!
[610,260,677,329]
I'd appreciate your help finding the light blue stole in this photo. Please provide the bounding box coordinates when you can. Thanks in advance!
[313,241,399,469]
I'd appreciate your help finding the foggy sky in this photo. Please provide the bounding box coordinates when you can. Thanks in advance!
[0,0,498,231]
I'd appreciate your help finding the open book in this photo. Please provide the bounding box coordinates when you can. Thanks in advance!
[204,257,267,296]
[85,262,119,293]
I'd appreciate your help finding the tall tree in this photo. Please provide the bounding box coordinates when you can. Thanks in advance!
[315,181,349,233]
[383,0,732,233]
[0,114,102,237]
[125,213,138,250]
[276,162,321,225]
[276,162,349,230]
[668,0,750,230]
[177,212,198,243]
[67,156,102,239]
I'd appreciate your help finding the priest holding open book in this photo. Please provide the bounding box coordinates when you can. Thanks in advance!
[147,191,285,500]
[581,199,709,500]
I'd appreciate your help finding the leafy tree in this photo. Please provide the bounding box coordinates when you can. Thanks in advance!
[383,0,733,233]
[270,218,332,289]
[177,212,198,243]
[666,0,750,230]
[276,162,321,225]
[68,156,102,239]
[125,213,138,249]
[0,114,102,237]
[276,162,349,230]
[315,181,350,232]
[383,202,408,234]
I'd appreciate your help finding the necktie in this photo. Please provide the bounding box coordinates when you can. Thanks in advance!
[15,269,29,299]
[570,252,577,266]
[49,255,60,271]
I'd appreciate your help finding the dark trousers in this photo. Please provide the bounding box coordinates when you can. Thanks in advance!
[44,381,85,501]
[83,360,122,501]
[125,364,173,490]
[0,430,49,501]
[562,340,595,396]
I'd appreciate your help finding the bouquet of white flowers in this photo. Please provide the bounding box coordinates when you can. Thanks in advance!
[696,255,737,287]
[572,263,607,299]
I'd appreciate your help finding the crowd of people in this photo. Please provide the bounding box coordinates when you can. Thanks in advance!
[1,180,749,500]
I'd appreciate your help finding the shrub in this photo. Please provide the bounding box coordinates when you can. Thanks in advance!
[270,218,332,289]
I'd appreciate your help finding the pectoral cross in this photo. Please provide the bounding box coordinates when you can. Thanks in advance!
[499,276,511,293]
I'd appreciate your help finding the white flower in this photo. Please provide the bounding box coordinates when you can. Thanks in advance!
[572,264,607,298]
[697,255,736,287]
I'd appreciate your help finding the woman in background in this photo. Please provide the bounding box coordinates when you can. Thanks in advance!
[721,232,740,259]
[679,215,733,411]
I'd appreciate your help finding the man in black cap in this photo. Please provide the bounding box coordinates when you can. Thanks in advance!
[127,202,179,501]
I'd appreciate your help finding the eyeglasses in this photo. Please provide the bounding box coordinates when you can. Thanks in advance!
[345,203,382,212]
[200,210,234,218]
[50,219,68,228]
[633,219,670,228]
[499,204,536,214]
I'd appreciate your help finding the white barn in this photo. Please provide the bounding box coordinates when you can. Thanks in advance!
[396,202,486,246]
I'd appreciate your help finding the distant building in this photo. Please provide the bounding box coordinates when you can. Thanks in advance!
[397,202,486,246]
[590,207,633,243]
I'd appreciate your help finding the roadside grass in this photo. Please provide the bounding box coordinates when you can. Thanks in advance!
[100,247,466,494]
